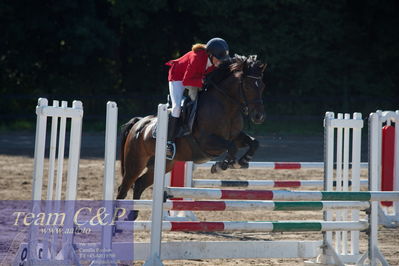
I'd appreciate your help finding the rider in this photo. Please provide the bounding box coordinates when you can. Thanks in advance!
[165,37,230,160]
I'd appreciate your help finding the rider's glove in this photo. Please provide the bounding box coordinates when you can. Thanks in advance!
[186,86,202,91]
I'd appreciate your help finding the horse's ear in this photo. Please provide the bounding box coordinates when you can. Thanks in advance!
[230,55,245,74]
[259,63,267,72]
[249,55,258,61]
[233,63,245,78]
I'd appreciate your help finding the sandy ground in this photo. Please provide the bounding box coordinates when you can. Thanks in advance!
[0,154,398,265]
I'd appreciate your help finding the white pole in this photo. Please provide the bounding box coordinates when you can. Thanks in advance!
[43,100,60,259]
[101,102,118,254]
[28,98,48,262]
[51,101,68,258]
[65,100,83,201]
[351,112,362,255]
[376,110,383,200]
[144,104,168,266]
[394,110,399,221]
[55,101,68,201]
[335,113,343,254]
[369,112,379,265]
[31,98,49,201]
[62,100,83,258]
[46,100,59,201]
[342,113,350,254]
[323,112,335,264]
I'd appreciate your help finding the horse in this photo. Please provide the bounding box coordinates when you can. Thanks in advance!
[117,54,267,220]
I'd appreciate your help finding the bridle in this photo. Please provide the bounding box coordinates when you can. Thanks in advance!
[209,73,264,116]
[240,74,264,115]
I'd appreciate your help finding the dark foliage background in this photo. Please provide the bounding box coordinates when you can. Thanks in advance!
[1,0,398,130]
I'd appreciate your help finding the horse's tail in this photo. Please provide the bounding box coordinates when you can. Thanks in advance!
[120,117,142,177]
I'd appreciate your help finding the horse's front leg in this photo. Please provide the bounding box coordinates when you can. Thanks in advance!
[210,141,239,173]
[198,134,237,173]
[229,131,259,169]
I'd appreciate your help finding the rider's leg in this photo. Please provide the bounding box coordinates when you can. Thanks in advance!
[169,81,184,118]
[167,81,184,159]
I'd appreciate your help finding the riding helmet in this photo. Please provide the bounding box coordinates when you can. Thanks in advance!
[206,38,230,61]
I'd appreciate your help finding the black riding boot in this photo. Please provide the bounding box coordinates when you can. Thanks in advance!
[166,116,178,160]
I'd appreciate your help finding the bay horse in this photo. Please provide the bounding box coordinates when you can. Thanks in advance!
[117,55,266,220]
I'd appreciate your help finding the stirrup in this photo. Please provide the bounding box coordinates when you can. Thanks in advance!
[166,141,176,160]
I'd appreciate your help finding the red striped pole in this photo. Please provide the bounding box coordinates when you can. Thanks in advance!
[171,201,227,211]
[381,125,395,207]
[220,190,274,200]
[274,162,301,169]
[274,181,302,187]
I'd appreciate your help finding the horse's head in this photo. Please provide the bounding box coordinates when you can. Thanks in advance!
[230,55,267,124]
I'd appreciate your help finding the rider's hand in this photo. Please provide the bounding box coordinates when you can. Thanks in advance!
[186,86,201,91]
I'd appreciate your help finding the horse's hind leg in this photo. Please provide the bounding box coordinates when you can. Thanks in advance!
[116,151,151,200]
[127,160,175,221]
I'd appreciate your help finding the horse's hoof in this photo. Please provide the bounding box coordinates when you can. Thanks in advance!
[125,210,139,221]
[220,161,228,170]
[211,163,223,174]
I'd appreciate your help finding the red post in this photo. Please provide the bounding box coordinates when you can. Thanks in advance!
[381,125,395,207]
[170,161,185,200]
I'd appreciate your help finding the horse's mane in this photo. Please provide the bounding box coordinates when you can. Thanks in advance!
[205,54,261,85]
[204,57,234,84]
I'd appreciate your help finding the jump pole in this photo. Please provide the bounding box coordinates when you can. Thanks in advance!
[192,179,368,188]
[195,161,368,169]
[118,199,370,211]
[165,187,399,201]
[115,220,369,232]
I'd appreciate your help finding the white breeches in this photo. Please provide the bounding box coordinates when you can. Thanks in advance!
[169,81,185,118]
[169,81,199,118]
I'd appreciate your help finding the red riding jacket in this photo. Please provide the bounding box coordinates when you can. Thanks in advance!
[166,48,215,88]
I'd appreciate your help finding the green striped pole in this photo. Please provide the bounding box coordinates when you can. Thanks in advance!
[116,220,369,232]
